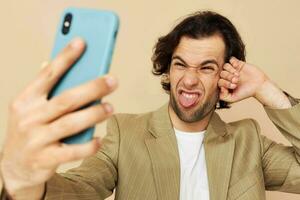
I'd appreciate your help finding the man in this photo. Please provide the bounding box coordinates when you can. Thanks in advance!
[1,11,300,200]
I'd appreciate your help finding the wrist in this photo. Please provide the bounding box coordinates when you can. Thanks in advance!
[254,79,291,109]
[4,184,45,200]
[1,170,44,200]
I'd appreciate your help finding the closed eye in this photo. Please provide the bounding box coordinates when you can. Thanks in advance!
[174,62,185,67]
[202,66,214,70]
[173,62,186,69]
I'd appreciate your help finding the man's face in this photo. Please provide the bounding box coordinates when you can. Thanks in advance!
[169,35,225,123]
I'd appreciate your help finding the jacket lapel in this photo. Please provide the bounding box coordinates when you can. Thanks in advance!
[204,112,235,200]
[145,104,180,200]
[145,103,235,200]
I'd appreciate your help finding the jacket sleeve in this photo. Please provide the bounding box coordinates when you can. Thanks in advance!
[44,115,120,200]
[255,93,300,193]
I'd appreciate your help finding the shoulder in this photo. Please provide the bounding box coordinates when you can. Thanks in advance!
[226,118,263,152]
[227,118,260,134]
[109,111,153,127]
[106,110,155,137]
[226,118,262,143]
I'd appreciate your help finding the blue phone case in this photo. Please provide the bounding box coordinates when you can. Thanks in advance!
[49,7,119,144]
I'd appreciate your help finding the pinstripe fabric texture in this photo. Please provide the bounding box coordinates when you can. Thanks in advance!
[1,97,300,200]
[43,99,300,200]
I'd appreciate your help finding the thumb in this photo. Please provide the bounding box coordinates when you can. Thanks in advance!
[219,87,235,102]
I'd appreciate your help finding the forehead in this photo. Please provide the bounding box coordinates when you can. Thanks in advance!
[173,35,226,65]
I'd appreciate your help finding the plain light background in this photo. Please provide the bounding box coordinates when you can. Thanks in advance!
[1,1,300,199]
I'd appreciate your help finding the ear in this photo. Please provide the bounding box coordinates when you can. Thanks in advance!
[161,73,170,84]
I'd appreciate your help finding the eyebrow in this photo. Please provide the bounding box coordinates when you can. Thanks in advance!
[171,55,220,68]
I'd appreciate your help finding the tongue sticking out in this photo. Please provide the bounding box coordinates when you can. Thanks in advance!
[179,92,199,108]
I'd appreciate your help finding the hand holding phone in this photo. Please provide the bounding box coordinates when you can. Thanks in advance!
[1,38,118,199]
[0,8,119,198]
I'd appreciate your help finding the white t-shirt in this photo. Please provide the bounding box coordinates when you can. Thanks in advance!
[174,128,210,200]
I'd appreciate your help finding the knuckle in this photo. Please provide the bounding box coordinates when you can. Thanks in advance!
[52,55,69,71]
[94,78,110,94]
[54,97,74,113]
[223,64,229,70]
[63,148,80,161]
[55,45,77,65]
[226,66,232,72]
[220,71,226,77]
[56,153,70,163]
[218,80,223,87]
[88,143,99,155]
[239,62,245,69]
[84,79,111,101]
[27,152,45,168]
[232,59,238,65]
[17,121,31,134]
[228,73,233,79]
[51,59,64,71]
[48,123,60,136]
[94,105,109,120]
[41,64,56,81]
[54,119,73,134]
[9,98,23,113]
[21,127,41,142]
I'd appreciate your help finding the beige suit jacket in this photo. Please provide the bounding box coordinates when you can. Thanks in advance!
[40,98,300,200]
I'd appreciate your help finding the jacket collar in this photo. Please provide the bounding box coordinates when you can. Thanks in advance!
[147,103,228,138]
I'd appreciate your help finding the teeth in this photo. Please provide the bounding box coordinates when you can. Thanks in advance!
[182,92,198,99]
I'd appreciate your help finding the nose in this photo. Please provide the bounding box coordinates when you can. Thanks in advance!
[182,68,199,88]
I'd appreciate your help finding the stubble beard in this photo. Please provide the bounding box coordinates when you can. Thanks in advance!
[170,88,219,123]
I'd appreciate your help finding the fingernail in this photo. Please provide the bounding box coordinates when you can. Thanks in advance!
[230,57,237,64]
[71,38,84,49]
[103,103,113,113]
[40,61,49,69]
[234,72,239,76]
[96,137,102,146]
[92,137,101,148]
[97,138,102,147]
[105,75,118,88]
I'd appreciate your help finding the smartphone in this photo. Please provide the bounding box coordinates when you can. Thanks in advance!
[48,7,119,144]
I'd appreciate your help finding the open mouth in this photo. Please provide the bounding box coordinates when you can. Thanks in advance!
[178,89,202,109]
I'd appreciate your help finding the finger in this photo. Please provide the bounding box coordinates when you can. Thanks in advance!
[218,79,237,89]
[41,137,101,168]
[37,75,117,123]
[219,86,239,103]
[229,57,245,72]
[57,137,101,164]
[24,38,86,97]
[223,63,239,76]
[220,71,239,83]
[219,86,229,100]
[42,103,113,144]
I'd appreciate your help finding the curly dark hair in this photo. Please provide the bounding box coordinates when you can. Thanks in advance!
[152,11,246,109]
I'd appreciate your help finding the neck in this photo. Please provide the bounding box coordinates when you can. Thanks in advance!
[168,104,214,132]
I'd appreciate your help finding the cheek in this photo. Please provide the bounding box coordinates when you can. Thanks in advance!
[169,70,182,90]
[202,77,220,96]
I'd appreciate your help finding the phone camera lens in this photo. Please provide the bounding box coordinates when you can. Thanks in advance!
[62,13,72,35]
